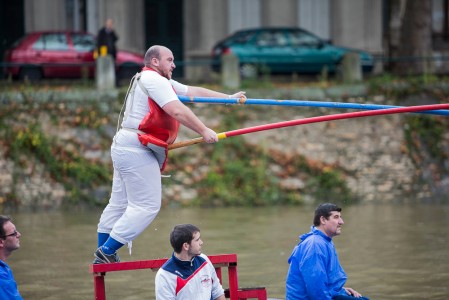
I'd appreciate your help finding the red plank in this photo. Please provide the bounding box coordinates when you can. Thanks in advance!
[237,287,267,300]
[209,253,238,265]
[89,253,238,274]
[90,258,168,273]
[90,253,244,300]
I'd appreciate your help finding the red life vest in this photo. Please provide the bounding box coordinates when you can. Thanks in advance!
[138,67,180,144]
[135,67,180,171]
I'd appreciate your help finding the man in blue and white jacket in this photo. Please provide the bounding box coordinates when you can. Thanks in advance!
[286,203,369,300]
[155,224,225,300]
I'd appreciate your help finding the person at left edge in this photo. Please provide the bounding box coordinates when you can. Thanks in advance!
[93,45,246,264]
[0,215,23,300]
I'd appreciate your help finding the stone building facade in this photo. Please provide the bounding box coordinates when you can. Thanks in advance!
[17,0,383,80]
[0,0,446,79]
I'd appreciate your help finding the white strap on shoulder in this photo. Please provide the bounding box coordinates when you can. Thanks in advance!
[116,72,141,133]
[136,74,150,97]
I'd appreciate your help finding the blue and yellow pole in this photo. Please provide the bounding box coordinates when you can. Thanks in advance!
[178,95,449,116]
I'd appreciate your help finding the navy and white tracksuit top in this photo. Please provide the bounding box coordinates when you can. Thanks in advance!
[155,253,224,300]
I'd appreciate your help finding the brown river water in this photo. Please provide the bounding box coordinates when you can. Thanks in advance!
[5,202,449,299]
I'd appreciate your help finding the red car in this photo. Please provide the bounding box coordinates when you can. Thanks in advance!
[3,31,144,81]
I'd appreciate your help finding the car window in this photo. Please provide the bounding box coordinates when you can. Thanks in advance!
[33,33,69,51]
[226,31,255,44]
[256,31,288,47]
[10,36,27,48]
[288,31,321,47]
[71,33,96,52]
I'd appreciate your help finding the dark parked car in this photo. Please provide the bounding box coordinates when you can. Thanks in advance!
[211,27,374,77]
[3,31,144,81]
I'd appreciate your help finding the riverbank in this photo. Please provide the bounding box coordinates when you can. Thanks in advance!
[1,75,448,210]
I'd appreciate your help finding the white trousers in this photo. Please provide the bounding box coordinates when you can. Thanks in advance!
[97,142,161,245]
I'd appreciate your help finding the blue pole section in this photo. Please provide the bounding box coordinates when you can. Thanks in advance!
[178,96,449,116]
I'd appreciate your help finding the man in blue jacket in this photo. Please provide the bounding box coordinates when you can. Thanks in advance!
[286,203,369,300]
[0,215,23,300]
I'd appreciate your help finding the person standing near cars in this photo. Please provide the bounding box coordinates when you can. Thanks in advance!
[93,45,246,264]
[285,203,369,300]
[0,215,23,300]
[97,18,118,61]
[155,224,226,300]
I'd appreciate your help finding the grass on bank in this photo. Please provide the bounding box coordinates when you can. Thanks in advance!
[1,73,449,207]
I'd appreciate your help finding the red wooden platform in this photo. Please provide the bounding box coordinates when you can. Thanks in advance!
[89,253,267,300]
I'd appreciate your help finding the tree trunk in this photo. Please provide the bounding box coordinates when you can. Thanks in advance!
[388,0,432,75]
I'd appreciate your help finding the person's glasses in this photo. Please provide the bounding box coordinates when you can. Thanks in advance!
[1,231,19,239]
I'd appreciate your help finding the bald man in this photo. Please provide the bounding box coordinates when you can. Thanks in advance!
[94,45,246,264]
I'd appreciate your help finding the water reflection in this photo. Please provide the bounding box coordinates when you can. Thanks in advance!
[5,203,449,299]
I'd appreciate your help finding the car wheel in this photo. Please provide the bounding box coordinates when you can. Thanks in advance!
[19,67,42,81]
[240,64,258,79]
[117,64,141,82]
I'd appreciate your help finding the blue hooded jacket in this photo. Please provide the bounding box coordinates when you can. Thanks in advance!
[0,260,22,300]
[285,226,347,300]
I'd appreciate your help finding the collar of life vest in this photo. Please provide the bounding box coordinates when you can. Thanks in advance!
[142,66,157,72]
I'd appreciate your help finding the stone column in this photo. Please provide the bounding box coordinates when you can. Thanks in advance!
[340,52,362,83]
[96,55,116,90]
[221,53,240,89]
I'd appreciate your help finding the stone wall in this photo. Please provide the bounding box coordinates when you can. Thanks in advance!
[1,84,448,209]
